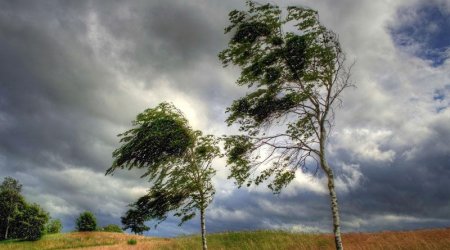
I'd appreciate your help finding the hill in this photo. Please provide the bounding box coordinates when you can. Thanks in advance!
[0,228,449,250]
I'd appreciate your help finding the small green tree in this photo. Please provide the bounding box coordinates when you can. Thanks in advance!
[0,177,49,241]
[102,224,123,233]
[45,218,63,234]
[121,209,149,235]
[0,177,26,240]
[75,211,97,232]
[219,2,353,249]
[11,203,49,241]
[0,190,25,240]
[107,103,221,250]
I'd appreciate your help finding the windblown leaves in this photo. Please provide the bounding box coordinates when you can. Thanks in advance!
[108,103,220,232]
[220,1,347,193]
[106,102,194,178]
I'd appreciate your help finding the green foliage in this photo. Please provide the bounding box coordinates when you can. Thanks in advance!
[102,224,123,233]
[75,211,97,232]
[127,238,137,245]
[0,188,25,240]
[219,1,350,193]
[11,203,49,241]
[122,133,220,229]
[0,177,22,193]
[109,103,221,236]
[0,177,49,241]
[45,219,63,234]
[106,102,194,181]
[121,209,149,235]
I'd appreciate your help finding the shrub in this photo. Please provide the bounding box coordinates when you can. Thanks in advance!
[46,218,63,234]
[0,177,49,241]
[127,239,137,245]
[11,203,49,241]
[102,224,123,233]
[75,211,97,232]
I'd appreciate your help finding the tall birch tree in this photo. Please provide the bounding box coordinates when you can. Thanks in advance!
[219,2,353,249]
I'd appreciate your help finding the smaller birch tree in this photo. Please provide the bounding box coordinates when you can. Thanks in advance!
[107,103,220,250]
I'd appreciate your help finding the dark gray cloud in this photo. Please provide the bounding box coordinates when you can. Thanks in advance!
[0,0,449,237]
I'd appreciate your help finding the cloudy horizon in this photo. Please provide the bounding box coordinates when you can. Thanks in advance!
[1,0,450,237]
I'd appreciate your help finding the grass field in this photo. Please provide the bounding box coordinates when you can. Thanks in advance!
[0,228,449,250]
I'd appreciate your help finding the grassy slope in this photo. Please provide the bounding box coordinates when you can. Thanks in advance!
[161,229,450,250]
[0,232,169,250]
[0,228,449,250]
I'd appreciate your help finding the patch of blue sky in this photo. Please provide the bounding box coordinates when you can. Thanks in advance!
[433,85,450,112]
[433,90,445,101]
[390,3,450,67]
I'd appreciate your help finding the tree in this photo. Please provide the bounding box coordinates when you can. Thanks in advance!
[0,177,26,240]
[219,2,352,249]
[106,102,221,250]
[75,211,97,232]
[0,177,22,193]
[11,203,49,241]
[45,218,63,234]
[0,177,49,241]
[0,189,25,240]
[102,224,123,233]
[121,209,149,235]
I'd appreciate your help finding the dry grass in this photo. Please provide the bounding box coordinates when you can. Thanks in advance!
[0,228,449,249]
[0,232,170,250]
[161,228,450,250]
[341,228,450,250]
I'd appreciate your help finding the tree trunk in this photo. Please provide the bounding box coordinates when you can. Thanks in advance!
[319,141,344,250]
[200,206,207,250]
[4,222,9,240]
[318,120,344,250]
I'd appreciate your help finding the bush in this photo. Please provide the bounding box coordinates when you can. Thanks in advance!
[11,203,49,241]
[75,211,97,232]
[127,239,137,245]
[0,177,49,241]
[46,218,63,234]
[102,224,123,233]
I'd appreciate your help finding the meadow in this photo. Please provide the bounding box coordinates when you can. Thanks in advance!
[0,228,449,250]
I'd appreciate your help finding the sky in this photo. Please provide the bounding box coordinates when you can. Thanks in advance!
[1,0,450,237]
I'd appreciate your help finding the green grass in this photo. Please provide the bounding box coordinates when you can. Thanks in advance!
[159,230,332,250]
[0,232,118,250]
[1,228,449,250]
[127,238,137,245]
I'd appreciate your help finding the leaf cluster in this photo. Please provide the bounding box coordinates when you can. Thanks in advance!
[121,209,149,235]
[106,102,194,181]
[220,1,350,193]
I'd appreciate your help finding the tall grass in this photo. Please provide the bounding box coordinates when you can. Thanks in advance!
[161,228,450,250]
[159,230,332,250]
[0,233,117,250]
[0,228,449,250]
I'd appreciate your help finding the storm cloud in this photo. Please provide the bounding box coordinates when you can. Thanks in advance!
[1,0,449,236]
